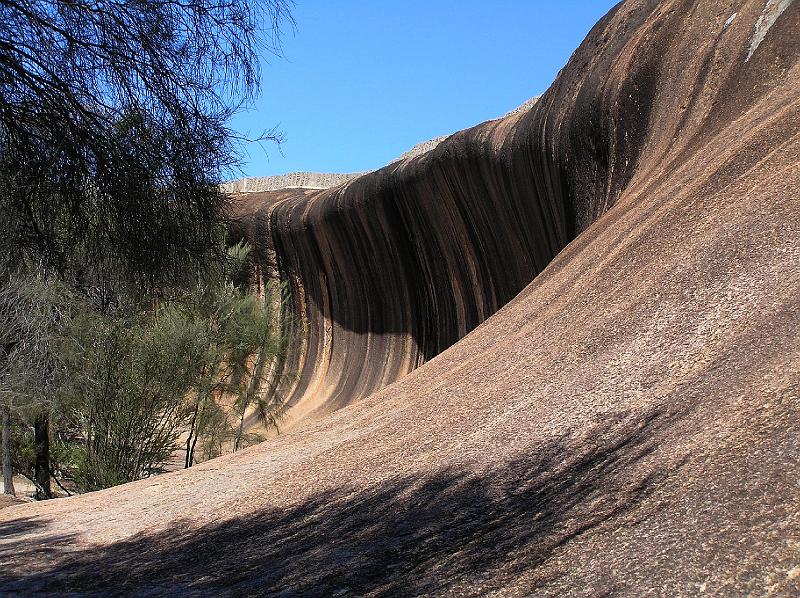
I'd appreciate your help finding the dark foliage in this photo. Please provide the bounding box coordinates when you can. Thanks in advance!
[0,0,292,286]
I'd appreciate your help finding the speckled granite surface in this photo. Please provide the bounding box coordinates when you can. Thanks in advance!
[1,1,798,595]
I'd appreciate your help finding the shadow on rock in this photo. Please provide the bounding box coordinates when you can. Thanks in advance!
[0,406,689,597]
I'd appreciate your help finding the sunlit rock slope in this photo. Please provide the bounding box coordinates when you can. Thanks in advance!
[230,0,799,429]
[1,0,798,595]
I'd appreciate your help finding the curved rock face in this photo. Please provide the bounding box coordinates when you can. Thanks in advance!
[232,0,799,424]
[227,97,548,426]
[229,96,567,421]
[1,1,798,595]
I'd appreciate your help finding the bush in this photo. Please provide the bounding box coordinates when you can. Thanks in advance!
[2,242,290,494]
[59,241,289,490]
[63,310,206,490]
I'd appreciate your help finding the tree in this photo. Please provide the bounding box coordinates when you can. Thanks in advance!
[0,0,292,286]
[0,0,293,497]
[178,242,288,467]
[1,404,12,495]
[36,241,289,491]
[0,272,72,497]
[61,307,206,490]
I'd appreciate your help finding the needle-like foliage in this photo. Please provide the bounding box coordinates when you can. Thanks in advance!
[0,0,293,286]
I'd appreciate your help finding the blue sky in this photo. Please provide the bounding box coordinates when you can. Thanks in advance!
[230,1,619,178]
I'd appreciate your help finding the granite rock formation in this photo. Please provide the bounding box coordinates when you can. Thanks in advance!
[229,0,800,427]
[1,0,798,595]
[220,171,365,193]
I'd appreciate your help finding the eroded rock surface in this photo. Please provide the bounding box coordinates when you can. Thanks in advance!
[1,0,798,595]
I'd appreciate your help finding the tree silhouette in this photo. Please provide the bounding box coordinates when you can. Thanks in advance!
[0,0,292,286]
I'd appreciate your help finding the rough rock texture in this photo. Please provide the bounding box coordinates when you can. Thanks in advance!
[1,0,798,595]
[388,134,450,164]
[221,172,365,193]
[0,495,24,511]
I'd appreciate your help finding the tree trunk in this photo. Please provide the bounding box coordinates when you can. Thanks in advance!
[2,406,15,496]
[188,412,202,468]
[185,403,199,469]
[34,412,52,499]
[234,410,245,452]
